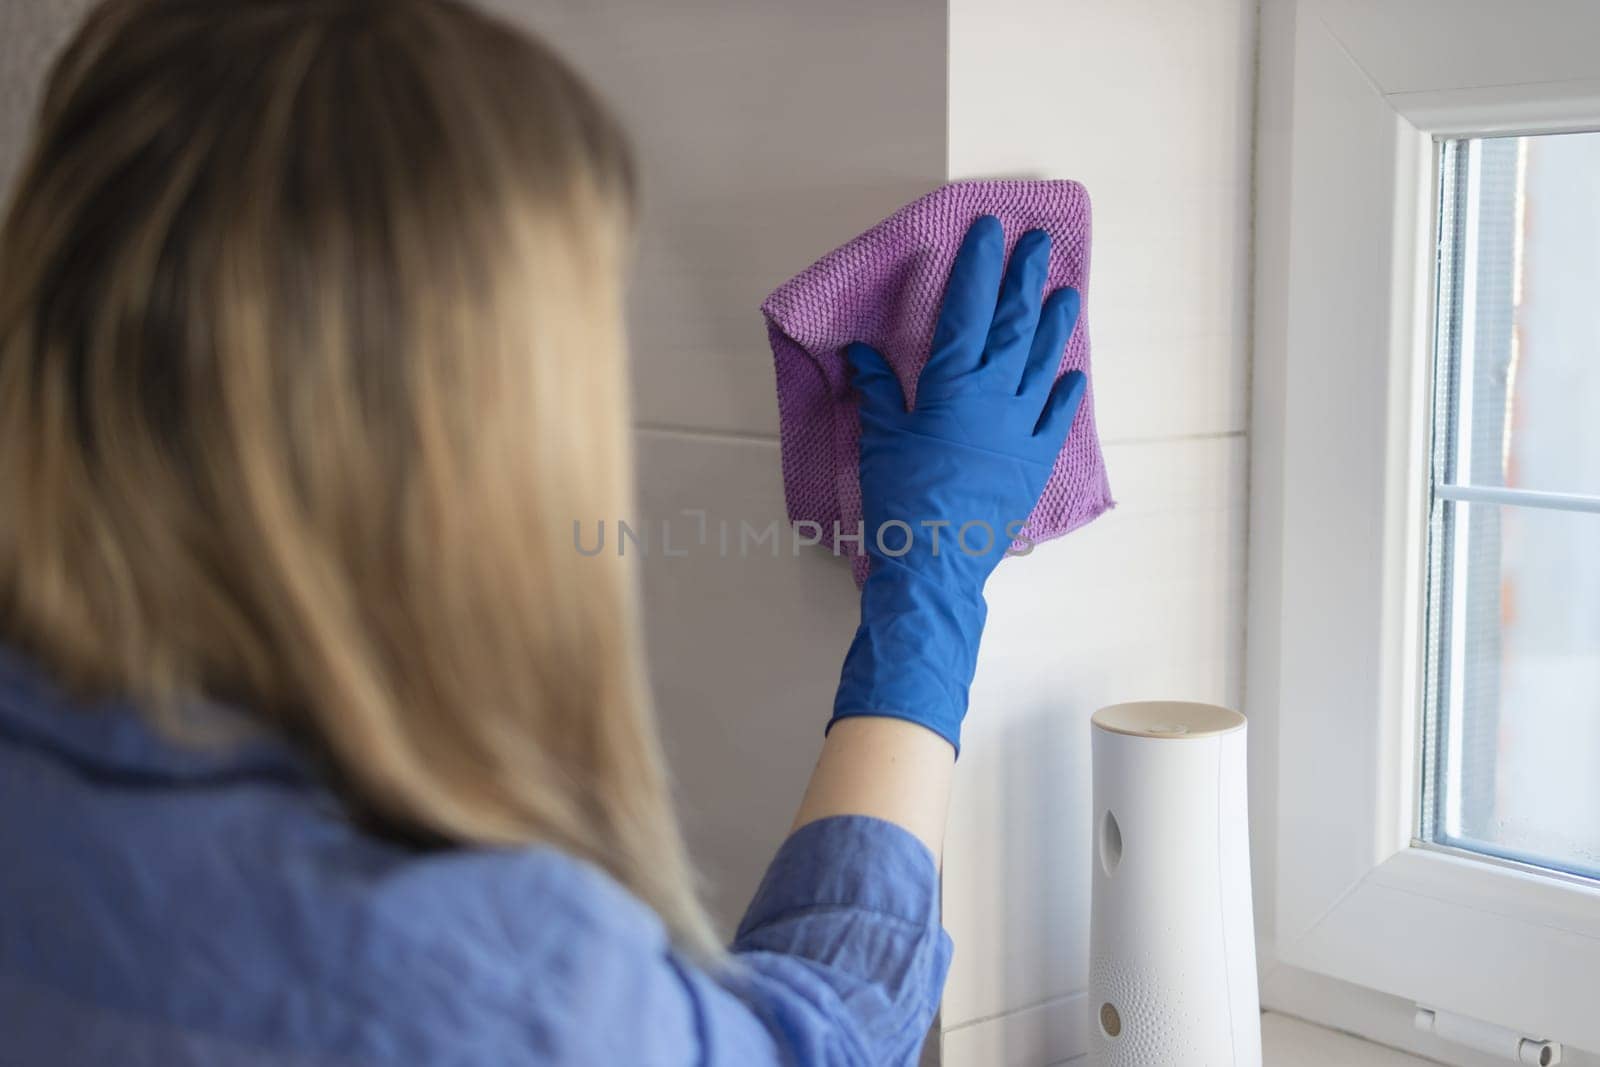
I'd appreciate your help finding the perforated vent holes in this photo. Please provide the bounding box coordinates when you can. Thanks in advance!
[1089,954,1205,1067]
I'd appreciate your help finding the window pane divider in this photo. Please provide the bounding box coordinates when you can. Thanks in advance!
[1433,482,1600,514]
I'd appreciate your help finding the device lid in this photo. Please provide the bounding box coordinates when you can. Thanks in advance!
[1091,700,1245,739]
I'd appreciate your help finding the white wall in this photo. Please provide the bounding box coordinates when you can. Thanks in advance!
[0,0,99,193]
[500,3,1259,1063]
[941,1,1257,1063]
[485,0,949,441]
[526,4,1259,1060]
[489,0,952,934]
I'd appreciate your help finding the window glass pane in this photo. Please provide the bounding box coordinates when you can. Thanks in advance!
[1445,131,1600,496]
[1422,132,1600,883]
[1428,501,1600,880]
[1516,133,1600,496]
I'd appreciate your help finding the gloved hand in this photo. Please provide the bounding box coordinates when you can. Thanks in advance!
[831,215,1086,752]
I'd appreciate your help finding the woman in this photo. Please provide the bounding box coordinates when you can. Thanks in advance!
[0,1,1085,1064]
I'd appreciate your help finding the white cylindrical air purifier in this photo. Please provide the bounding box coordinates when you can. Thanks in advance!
[1087,701,1261,1067]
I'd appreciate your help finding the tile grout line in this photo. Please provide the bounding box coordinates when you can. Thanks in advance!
[940,988,1086,1034]
[633,423,781,447]
[1102,429,1248,447]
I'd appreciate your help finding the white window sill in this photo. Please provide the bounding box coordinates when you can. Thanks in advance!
[1262,1012,1439,1066]
[1030,1013,1442,1066]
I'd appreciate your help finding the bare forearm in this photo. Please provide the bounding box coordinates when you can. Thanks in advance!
[790,717,955,864]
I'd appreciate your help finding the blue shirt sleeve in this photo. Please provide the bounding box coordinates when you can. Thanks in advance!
[719,815,953,1065]
[0,655,953,1067]
[457,814,951,1066]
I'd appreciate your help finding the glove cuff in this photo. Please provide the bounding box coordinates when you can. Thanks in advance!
[829,565,987,753]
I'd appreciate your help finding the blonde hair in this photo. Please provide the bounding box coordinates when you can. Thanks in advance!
[0,0,718,955]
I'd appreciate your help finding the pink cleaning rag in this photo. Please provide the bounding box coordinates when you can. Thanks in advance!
[761,179,1113,585]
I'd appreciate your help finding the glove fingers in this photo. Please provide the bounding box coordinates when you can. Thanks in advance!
[1018,286,1081,399]
[923,215,1005,384]
[981,229,1051,388]
[846,341,908,415]
[1034,369,1087,442]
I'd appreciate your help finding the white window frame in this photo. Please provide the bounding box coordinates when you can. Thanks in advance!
[1248,0,1600,1054]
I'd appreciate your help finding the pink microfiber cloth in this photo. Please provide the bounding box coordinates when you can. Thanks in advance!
[761,179,1113,585]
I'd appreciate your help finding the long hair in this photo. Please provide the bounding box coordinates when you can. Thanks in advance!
[0,0,719,957]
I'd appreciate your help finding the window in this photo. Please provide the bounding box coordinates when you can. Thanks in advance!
[1421,132,1600,884]
[1250,0,1600,1057]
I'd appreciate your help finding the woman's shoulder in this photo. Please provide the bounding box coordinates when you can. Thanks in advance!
[344,826,676,980]
[0,659,700,1063]
[0,645,668,955]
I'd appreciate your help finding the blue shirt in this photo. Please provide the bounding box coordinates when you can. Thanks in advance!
[0,650,951,1065]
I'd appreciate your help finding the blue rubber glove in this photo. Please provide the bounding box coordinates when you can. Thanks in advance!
[830,215,1086,752]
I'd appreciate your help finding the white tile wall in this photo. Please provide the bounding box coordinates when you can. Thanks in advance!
[492,0,951,935]
[0,0,99,193]
[632,429,861,928]
[940,1,1258,1060]
[948,0,1257,446]
[599,0,1259,1058]
[489,0,948,438]
[942,437,1248,1033]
